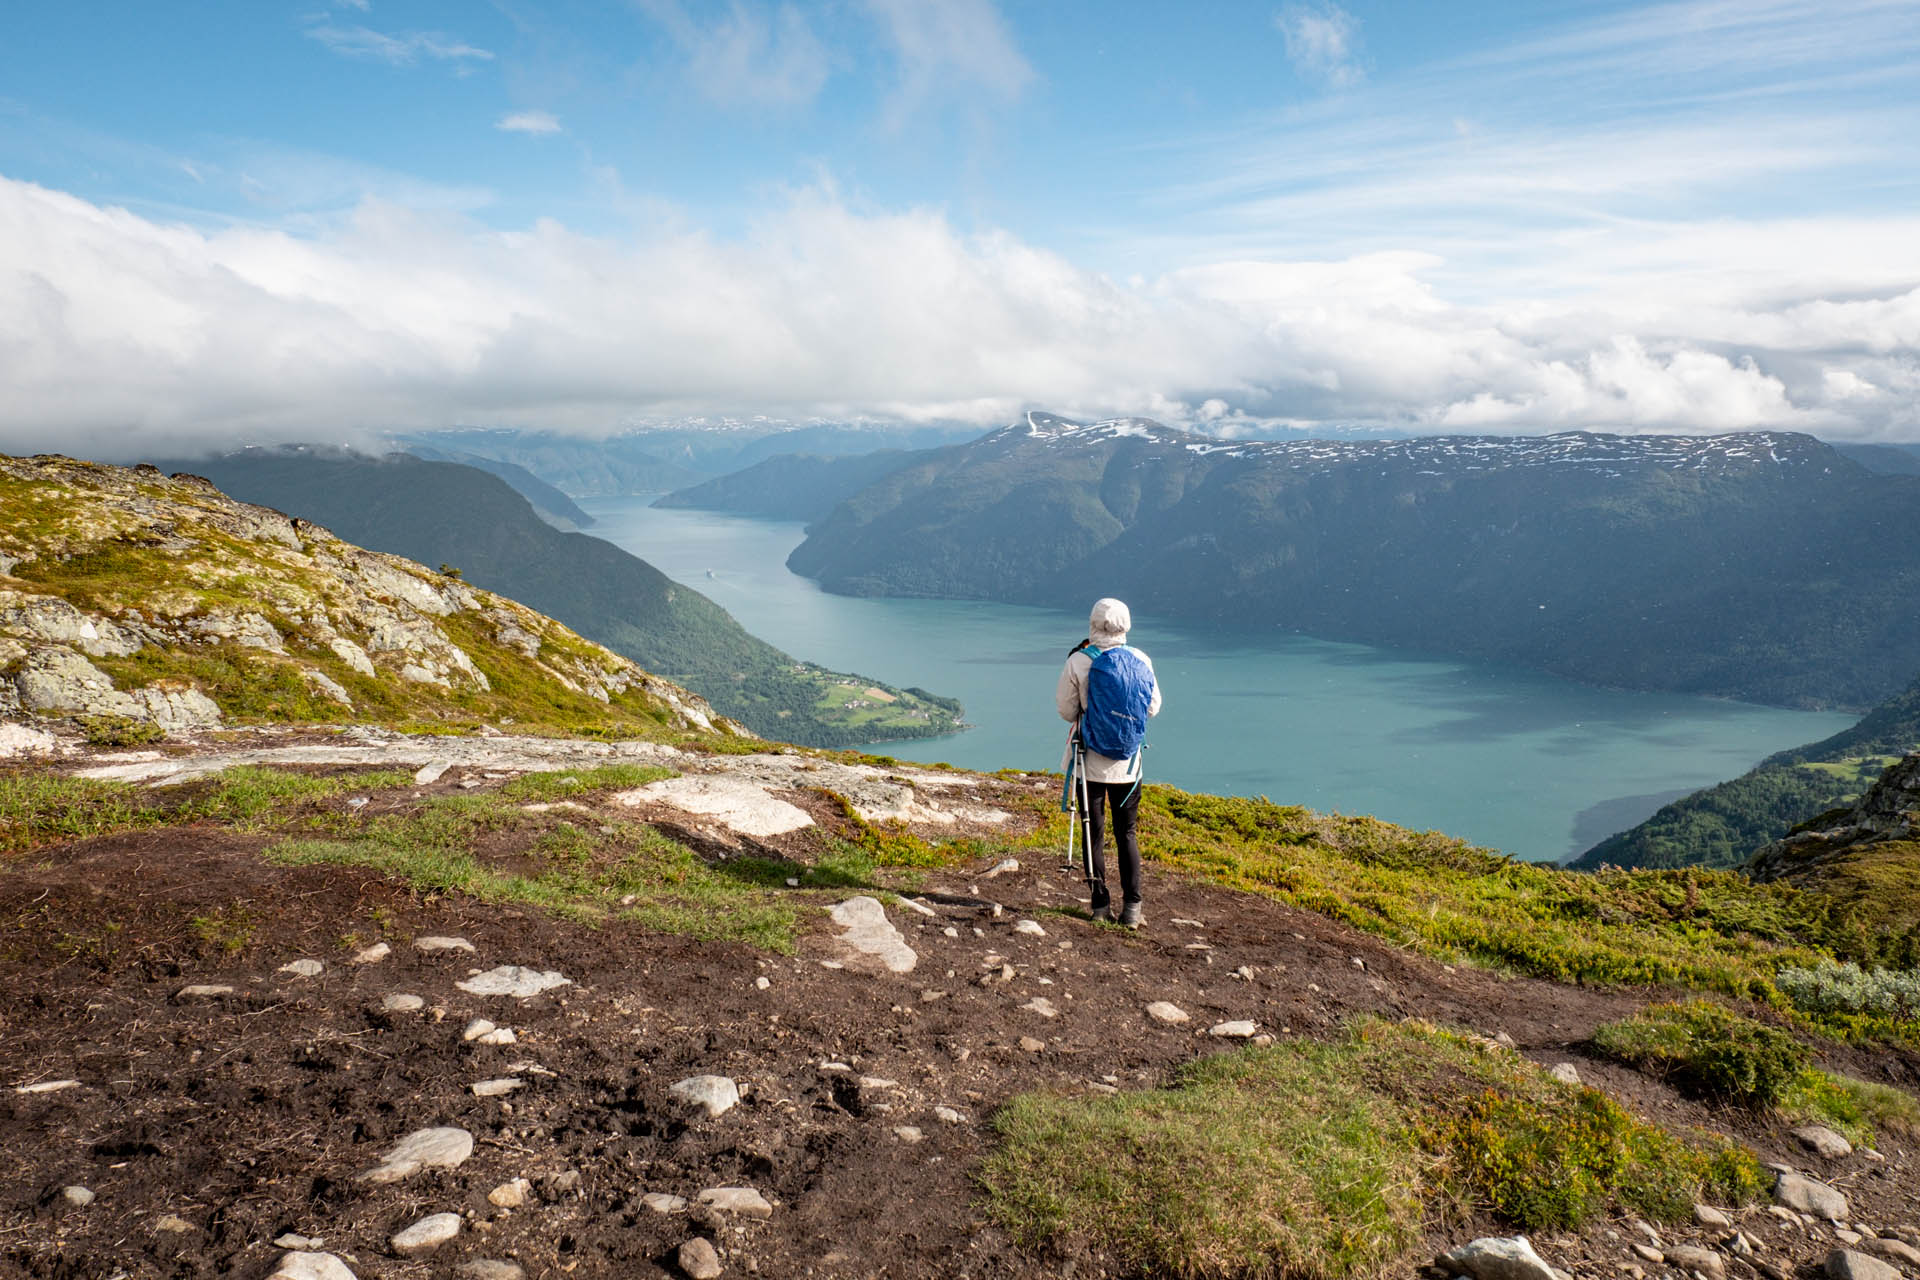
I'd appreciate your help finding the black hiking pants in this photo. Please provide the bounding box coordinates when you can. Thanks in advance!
[1082,780,1142,910]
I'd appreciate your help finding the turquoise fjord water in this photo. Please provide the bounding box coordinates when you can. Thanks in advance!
[583,498,1853,864]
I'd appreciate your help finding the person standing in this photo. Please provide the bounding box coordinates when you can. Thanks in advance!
[1056,597,1161,927]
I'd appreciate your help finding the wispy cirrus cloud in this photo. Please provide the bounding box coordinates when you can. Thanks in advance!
[1275,3,1363,88]
[303,23,494,67]
[634,0,833,108]
[497,110,563,135]
[862,0,1034,128]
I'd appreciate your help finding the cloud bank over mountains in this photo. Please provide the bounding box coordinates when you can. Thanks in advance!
[4,172,1918,459]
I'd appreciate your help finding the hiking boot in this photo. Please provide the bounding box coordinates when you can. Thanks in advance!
[1089,903,1114,924]
[1119,901,1144,929]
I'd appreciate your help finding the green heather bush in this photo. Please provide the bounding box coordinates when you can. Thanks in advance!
[1591,1000,1808,1107]
[1778,961,1920,1022]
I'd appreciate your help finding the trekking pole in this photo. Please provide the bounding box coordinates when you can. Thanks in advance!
[1077,736,1101,899]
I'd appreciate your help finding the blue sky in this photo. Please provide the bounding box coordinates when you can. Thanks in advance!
[3,0,1919,454]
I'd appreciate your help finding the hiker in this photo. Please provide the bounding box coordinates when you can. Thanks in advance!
[1057,597,1161,927]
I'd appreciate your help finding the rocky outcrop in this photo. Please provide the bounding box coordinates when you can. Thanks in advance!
[0,454,742,739]
[1749,753,1920,884]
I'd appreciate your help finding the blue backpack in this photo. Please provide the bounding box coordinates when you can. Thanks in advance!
[1079,644,1154,762]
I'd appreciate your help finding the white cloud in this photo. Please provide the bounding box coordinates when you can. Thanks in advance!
[303,24,494,66]
[7,174,1920,460]
[1276,3,1363,88]
[637,0,833,108]
[863,0,1034,126]
[497,110,563,135]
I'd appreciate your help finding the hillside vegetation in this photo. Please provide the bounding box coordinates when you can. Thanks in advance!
[1573,673,1920,870]
[786,412,1920,709]
[162,449,963,749]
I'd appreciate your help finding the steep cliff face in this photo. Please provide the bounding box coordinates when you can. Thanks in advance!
[1748,753,1920,933]
[0,455,741,740]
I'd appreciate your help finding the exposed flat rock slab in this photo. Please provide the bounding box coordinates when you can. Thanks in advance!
[72,731,684,786]
[827,897,917,974]
[456,966,572,998]
[615,775,813,838]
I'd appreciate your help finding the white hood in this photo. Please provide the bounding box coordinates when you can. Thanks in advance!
[1089,597,1131,647]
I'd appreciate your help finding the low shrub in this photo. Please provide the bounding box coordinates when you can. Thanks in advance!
[1778,962,1920,1023]
[1591,1000,1807,1108]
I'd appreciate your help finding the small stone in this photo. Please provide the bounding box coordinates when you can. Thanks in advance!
[1828,1251,1902,1280]
[943,926,959,938]
[391,1212,461,1258]
[679,1236,724,1280]
[1696,1206,1733,1229]
[1350,956,1366,969]
[61,1185,94,1207]
[755,976,770,990]
[271,1253,358,1280]
[15,1078,81,1094]
[175,984,234,999]
[1632,1245,1666,1264]
[278,959,324,977]
[463,1018,498,1041]
[934,1106,965,1124]
[1145,1001,1190,1024]
[1441,1235,1559,1280]
[981,858,1020,878]
[1549,1063,1581,1086]
[1666,1246,1725,1280]
[477,1027,517,1046]
[643,1193,688,1214]
[414,935,475,952]
[1209,1020,1257,1038]
[358,1126,474,1183]
[457,1263,527,1280]
[1839,1231,1865,1246]
[414,761,451,784]
[1018,1036,1046,1052]
[1013,919,1046,937]
[471,1077,525,1097]
[456,965,571,998]
[381,993,425,1013]
[1777,1172,1849,1221]
[669,1075,740,1119]
[487,1178,531,1208]
[859,1076,898,1090]
[154,1214,192,1233]
[548,1169,582,1193]
[697,1187,772,1219]
[1023,997,1059,1018]
[352,942,391,964]
[893,1125,924,1143]
[1794,1126,1855,1161]
[828,896,918,973]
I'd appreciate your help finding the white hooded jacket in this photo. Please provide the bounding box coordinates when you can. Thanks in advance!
[1056,598,1161,783]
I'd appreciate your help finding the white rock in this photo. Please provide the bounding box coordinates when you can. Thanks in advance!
[981,858,1019,878]
[463,1018,498,1041]
[1023,997,1059,1018]
[1778,1171,1850,1220]
[477,1027,517,1045]
[357,1126,474,1183]
[176,984,234,999]
[277,958,323,977]
[1012,919,1047,937]
[472,1077,525,1097]
[643,1192,688,1214]
[893,1125,924,1143]
[698,1187,773,1218]
[669,1075,741,1119]
[380,993,425,1013]
[273,1233,322,1249]
[1549,1063,1581,1086]
[1665,1246,1725,1280]
[934,1106,966,1124]
[755,976,770,990]
[352,942,391,964]
[456,965,572,998]
[679,1237,724,1280]
[414,761,451,784]
[414,935,476,953]
[1209,1020,1258,1038]
[1794,1126,1855,1160]
[390,1212,462,1258]
[1828,1251,1903,1280]
[271,1253,358,1280]
[61,1185,94,1206]
[457,1263,526,1280]
[1145,1001,1190,1024]
[1441,1235,1559,1280]
[1695,1205,1733,1229]
[828,896,917,974]
[487,1178,531,1208]
[617,775,813,837]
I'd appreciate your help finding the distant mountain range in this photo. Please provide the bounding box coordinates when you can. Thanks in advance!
[1569,673,1920,871]
[745,411,1920,711]
[157,449,963,748]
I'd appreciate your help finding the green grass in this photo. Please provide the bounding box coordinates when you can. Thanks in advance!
[189,765,413,829]
[983,1019,1765,1280]
[265,793,800,949]
[1075,785,1920,1043]
[1592,1000,1920,1147]
[0,773,156,852]
[498,764,677,802]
